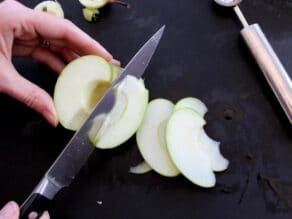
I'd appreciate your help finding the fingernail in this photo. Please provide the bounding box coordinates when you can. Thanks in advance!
[109,59,121,67]
[0,201,19,217]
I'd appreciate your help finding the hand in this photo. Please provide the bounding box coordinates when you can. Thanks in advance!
[0,201,50,219]
[0,0,116,126]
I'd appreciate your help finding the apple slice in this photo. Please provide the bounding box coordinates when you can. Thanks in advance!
[34,1,64,18]
[129,161,152,174]
[197,129,229,172]
[93,75,149,149]
[166,109,215,188]
[136,99,180,177]
[174,98,229,172]
[174,97,207,117]
[54,55,112,131]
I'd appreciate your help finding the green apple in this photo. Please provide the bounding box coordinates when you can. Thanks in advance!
[54,55,112,131]
[166,108,216,188]
[34,0,64,18]
[93,75,149,149]
[129,161,152,174]
[83,8,100,22]
[136,99,180,177]
[79,0,129,9]
[174,97,207,117]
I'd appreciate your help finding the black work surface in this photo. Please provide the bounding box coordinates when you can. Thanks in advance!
[0,0,292,218]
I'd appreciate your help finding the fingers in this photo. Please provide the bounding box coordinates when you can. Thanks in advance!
[0,201,19,219]
[31,47,65,73]
[29,211,50,219]
[49,45,79,63]
[30,11,113,61]
[0,62,58,126]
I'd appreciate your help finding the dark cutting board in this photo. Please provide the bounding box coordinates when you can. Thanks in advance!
[0,0,291,218]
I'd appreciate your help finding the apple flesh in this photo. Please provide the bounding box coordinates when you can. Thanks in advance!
[129,161,152,174]
[93,75,149,149]
[166,108,216,187]
[174,98,229,172]
[136,99,179,177]
[54,55,112,131]
[174,97,207,117]
[34,1,64,18]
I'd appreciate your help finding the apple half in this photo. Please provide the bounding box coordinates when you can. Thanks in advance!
[92,75,149,149]
[136,99,180,177]
[54,55,112,131]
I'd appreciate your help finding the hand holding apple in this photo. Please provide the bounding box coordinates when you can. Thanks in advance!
[0,0,114,126]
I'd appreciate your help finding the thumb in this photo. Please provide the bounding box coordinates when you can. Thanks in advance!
[1,64,58,126]
[0,201,19,219]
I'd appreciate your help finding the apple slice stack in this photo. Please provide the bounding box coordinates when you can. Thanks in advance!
[54,55,229,188]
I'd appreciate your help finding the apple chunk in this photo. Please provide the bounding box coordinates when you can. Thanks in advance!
[136,99,179,177]
[166,109,216,188]
[93,75,149,149]
[54,55,112,131]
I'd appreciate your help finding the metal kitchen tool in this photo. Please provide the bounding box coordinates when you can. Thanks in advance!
[215,0,292,124]
[20,25,165,219]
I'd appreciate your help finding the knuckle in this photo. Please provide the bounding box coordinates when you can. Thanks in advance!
[23,89,40,109]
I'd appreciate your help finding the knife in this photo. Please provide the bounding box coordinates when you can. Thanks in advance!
[20,25,165,219]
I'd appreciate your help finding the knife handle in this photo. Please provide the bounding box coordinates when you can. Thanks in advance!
[20,193,51,219]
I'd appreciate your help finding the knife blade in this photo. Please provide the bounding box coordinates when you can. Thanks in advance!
[20,25,165,218]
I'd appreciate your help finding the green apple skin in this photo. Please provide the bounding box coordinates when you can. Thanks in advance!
[136,99,180,177]
[166,108,216,188]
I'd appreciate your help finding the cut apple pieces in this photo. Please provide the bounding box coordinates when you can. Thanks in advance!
[54,55,112,130]
[136,99,180,177]
[166,109,216,188]
[93,75,149,149]
[174,97,208,117]
[34,0,64,18]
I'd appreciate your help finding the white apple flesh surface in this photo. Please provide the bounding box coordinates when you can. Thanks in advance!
[174,97,208,117]
[93,75,149,149]
[174,98,229,172]
[136,99,180,177]
[166,108,216,188]
[54,55,112,131]
[129,161,152,174]
[34,1,64,18]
